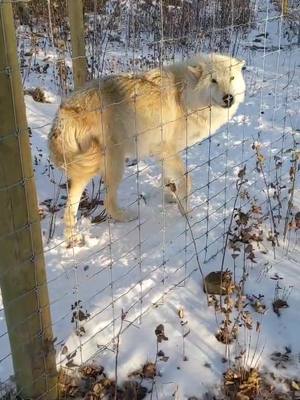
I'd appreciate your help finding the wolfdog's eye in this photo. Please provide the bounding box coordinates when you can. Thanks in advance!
[211,78,217,84]
[230,76,235,81]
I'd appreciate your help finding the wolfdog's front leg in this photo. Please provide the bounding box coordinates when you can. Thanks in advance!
[163,153,192,215]
[64,174,91,247]
[103,146,138,222]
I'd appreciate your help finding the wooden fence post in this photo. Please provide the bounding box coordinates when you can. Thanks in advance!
[282,0,288,16]
[0,2,57,398]
[67,0,88,89]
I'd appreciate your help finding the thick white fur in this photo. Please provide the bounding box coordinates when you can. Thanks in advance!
[49,53,246,246]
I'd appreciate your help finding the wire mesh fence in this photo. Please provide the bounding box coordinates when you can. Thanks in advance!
[0,0,299,398]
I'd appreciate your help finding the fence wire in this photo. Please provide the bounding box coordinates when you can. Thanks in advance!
[0,0,300,398]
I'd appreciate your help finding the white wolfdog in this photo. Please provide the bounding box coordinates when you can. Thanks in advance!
[49,53,246,246]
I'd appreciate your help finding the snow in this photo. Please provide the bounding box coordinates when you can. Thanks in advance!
[0,2,300,398]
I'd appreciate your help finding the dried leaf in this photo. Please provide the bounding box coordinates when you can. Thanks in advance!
[178,307,184,319]
[66,359,78,368]
[66,350,77,360]
[80,364,104,379]
[155,324,168,342]
[238,165,246,179]
[273,299,289,317]
[142,362,156,379]
[160,356,169,362]
[183,328,191,338]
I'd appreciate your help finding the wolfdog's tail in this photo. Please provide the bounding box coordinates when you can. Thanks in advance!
[48,96,101,172]
[48,106,80,168]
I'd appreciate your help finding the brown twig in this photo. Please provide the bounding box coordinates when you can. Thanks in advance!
[166,182,210,305]
[114,309,127,400]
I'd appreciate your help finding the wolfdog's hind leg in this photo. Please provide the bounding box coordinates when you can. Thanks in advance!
[103,147,138,222]
[64,173,92,247]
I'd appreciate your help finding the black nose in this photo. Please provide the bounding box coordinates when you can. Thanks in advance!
[223,94,234,107]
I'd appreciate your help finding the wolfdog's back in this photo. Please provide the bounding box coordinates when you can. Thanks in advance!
[48,70,178,175]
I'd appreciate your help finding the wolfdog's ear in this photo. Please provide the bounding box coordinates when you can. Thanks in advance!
[187,64,203,81]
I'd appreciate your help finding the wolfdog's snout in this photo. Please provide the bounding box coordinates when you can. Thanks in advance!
[222,93,234,108]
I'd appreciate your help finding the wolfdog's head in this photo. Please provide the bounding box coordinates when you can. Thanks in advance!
[187,53,246,109]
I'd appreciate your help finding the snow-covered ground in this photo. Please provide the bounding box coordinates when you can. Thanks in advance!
[0,2,300,398]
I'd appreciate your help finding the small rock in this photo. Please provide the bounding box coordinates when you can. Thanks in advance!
[203,270,234,295]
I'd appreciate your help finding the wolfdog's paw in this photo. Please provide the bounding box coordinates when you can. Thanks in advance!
[66,233,85,248]
[109,208,138,223]
[164,189,177,204]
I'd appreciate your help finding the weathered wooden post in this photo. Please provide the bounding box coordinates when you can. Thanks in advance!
[282,0,288,16]
[67,0,88,89]
[0,1,57,398]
